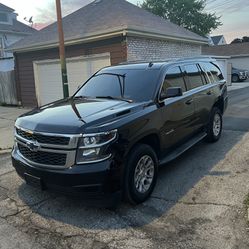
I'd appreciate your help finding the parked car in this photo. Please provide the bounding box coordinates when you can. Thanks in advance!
[12,57,228,206]
[232,67,249,82]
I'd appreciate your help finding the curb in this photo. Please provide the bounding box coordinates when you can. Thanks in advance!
[0,149,12,155]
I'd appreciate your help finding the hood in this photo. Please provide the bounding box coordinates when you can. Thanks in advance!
[16,98,148,134]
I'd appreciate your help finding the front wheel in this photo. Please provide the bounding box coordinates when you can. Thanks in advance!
[124,144,158,204]
[206,107,223,143]
[232,74,239,82]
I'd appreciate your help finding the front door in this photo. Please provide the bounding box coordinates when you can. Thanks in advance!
[160,66,196,151]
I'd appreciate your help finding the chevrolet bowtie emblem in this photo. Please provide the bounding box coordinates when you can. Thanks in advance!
[26,140,41,152]
[25,130,34,135]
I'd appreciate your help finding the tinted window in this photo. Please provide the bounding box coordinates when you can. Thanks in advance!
[197,64,209,84]
[162,67,186,94]
[199,63,212,83]
[202,62,224,82]
[185,64,204,90]
[76,69,159,102]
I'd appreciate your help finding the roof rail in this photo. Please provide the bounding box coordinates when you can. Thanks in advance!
[118,56,214,65]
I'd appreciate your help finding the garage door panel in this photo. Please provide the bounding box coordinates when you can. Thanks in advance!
[67,61,89,96]
[36,62,63,106]
[34,54,111,106]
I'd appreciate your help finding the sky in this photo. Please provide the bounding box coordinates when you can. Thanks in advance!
[2,0,249,43]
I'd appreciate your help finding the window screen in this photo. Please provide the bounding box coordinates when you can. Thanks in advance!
[162,67,186,94]
[185,64,203,90]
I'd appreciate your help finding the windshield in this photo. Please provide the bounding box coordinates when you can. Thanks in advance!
[75,69,160,102]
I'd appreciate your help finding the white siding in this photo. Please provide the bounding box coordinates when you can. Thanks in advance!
[229,57,249,71]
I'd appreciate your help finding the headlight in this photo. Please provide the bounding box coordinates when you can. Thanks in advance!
[76,130,117,164]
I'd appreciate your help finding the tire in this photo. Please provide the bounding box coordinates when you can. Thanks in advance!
[232,74,239,82]
[124,144,158,205]
[206,107,222,143]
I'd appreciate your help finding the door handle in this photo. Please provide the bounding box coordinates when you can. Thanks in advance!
[206,91,212,95]
[185,99,193,105]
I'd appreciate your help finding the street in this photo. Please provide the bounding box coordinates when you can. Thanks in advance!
[0,87,249,249]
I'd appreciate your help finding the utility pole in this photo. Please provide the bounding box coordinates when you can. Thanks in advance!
[55,0,69,98]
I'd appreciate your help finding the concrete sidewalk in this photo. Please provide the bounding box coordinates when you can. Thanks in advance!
[228,82,249,91]
[0,107,30,152]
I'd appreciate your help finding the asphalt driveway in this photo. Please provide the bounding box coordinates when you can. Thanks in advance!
[0,87,249,249]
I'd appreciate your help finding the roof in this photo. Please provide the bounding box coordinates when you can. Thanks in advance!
[0,19,37,34]
[0,3,14,12]
[202,42,249,57]
[10,0,207,52]
[211,35,223,45]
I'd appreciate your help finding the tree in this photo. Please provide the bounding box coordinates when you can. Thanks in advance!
[140,0,222,36]
[231,36,249,44]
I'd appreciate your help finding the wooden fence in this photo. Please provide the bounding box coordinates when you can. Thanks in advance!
[0,70,18,105]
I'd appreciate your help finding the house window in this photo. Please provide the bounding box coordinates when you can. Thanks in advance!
[0,13,8,23]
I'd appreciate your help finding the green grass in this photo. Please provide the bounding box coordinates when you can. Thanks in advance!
[245,194,249,207]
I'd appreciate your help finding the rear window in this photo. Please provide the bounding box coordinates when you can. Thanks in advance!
[184,64,204,90]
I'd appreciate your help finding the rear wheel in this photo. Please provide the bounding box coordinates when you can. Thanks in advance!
[124,144,158,204]
[206,107,222,143]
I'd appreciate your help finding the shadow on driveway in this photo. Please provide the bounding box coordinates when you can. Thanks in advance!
[17,130,244,230]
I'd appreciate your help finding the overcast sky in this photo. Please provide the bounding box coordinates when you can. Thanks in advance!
[3,0,249,43]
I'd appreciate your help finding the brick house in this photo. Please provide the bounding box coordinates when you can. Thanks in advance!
[10,0,207,107]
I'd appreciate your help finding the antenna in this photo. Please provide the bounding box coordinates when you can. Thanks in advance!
[23,16,33,27]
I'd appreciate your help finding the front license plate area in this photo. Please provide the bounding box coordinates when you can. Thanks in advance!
[24,173,43,190]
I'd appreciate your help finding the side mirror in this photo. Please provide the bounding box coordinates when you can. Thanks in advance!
[160,87,183,100]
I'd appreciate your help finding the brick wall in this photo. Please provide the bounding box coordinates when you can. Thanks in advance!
[127,36,201,61]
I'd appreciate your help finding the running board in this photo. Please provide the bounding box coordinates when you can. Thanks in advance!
[159,132,207,166]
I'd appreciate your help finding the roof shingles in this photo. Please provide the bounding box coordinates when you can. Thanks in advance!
[202,42,249,57]
[10,0,207,51]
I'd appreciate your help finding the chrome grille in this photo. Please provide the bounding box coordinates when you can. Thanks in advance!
[16,128,70,145]
[18,143,67,166]
[15,126,80,169]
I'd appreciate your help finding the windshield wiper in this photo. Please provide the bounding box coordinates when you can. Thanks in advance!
[95,96,133,103]
[72,95,89,99]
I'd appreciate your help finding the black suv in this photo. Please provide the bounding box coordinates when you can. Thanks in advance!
[12,57,228,205]
[232,67,249,82]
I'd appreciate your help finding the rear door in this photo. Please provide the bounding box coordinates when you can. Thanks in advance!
[159,66,196,151]
[183,63,216,131]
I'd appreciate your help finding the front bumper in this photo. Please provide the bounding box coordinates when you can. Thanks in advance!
[11,149,122,203]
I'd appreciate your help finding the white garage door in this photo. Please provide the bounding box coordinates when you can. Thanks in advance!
[33,53,111,106]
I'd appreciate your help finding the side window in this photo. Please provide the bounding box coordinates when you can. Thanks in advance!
[199,62,213,83]
[197,63,209,84]
[209,62,224,81]
[202,62,224,82]
[162,67,186,94]
[184,64,204,90]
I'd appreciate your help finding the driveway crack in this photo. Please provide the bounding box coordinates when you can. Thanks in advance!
[151,196,234,208]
